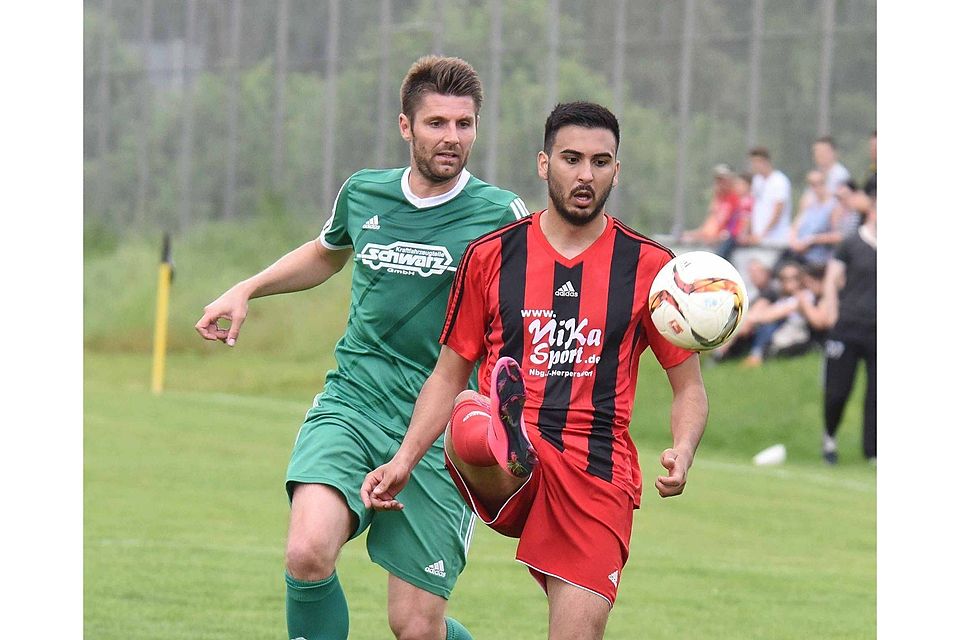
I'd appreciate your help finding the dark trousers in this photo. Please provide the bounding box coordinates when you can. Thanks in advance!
[823,331,877,459]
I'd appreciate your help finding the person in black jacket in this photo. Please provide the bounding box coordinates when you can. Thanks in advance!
[798,177,876,464]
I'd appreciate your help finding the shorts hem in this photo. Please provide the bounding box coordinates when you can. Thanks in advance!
[371,556,453,600]
[285,476,367,540]
[516,559,614,609]
[445,451,534,530]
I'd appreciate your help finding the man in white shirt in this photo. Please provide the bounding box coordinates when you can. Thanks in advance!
[746,146,793,247]
[800,135,851,209]
[814,135,851,194]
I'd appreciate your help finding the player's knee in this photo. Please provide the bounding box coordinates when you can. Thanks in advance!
[454,389,482,407]
[388,609,443,640]
[284,534,339,581]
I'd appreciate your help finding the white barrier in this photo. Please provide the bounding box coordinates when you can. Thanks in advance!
[651,235,786,302]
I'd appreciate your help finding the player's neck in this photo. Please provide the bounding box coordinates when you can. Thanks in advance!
[540,208,608,260]
[406,166,463,200]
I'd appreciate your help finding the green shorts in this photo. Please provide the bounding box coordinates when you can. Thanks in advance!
[285,398,476,599]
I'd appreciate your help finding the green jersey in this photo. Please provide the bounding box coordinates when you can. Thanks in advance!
[317,167,528,442]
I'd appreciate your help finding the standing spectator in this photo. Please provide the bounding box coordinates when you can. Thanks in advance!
[682,163,741,259]
[798,182,877,464]
[716,172,755,260]
[733,172,754,224]
[786,170,840,266]
[814,135,851,195]
[831,179,863,239]
[745,147,793,247]
[799,136,851,211]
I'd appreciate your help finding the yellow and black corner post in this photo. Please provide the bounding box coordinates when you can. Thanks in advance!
[151,233,174,394]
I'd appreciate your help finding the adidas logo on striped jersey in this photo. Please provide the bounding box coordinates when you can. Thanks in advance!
[362,215,381,230]
[555,281,578,297]
[424,560,446,577]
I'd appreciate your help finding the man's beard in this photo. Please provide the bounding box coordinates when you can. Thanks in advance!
[547,170,613,227]
[411,136,468,184]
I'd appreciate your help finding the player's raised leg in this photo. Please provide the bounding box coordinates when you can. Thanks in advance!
[285,483,355,640]
[544,577,610,640]
[444,357,536,515]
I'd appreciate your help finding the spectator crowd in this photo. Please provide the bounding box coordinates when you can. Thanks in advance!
[684,131,876,368]
[682,130,878,464]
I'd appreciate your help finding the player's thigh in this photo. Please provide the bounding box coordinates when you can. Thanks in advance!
[545,577,610,640]
[367,444,476,600]
[386,574,448,640]
[286,483,356,579]
[285,405,385,574]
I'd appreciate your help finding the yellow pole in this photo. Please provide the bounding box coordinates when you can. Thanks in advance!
[151,234,173,394]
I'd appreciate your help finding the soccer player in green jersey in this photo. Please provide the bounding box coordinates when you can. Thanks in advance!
[195,56,528,640]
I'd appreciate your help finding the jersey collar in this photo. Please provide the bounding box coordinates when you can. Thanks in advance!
[401,167,471,209]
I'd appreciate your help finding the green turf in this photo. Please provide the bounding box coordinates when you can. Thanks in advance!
[84,351,875,639]
[85,220,875,637]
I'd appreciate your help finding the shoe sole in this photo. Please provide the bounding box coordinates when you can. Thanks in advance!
[489,357,535,478]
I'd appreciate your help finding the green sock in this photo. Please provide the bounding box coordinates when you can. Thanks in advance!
[445,617,474,640]
[285,571,349,640]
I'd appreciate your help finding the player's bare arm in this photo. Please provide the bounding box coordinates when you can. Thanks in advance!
[360,346,475,511]
[657,355,709,498]
[195,239,351,346]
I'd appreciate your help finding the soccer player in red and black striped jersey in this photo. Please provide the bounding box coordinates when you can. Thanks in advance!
[362,102,709,639]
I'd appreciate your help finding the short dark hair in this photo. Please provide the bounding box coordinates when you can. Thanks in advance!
[843,178,859,191]
[543,101,620,154]
[814,135,836,148]
[777,260,802,276]
[863,174,876,199]
[400,56,483,119]
[748,146,770,160]
[803,263,826,280]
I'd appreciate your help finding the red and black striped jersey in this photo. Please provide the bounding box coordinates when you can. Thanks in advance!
[440,209,694,506]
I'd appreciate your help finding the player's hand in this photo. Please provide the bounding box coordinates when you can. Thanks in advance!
[360,460,413,511]
[195,286,250,346]
[656,448,692,498]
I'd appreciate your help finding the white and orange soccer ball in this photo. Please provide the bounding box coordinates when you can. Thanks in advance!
[648,251,749,352]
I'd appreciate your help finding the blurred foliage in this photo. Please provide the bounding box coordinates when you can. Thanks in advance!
[83,0,876,240]
[83,212,352,356]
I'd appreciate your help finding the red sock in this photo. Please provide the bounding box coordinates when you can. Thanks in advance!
[450,398,498,466]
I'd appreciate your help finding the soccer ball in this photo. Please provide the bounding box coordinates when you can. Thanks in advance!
[648,251,749,352]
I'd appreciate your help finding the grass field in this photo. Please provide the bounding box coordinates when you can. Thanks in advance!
[84,350,875,639]
[84,221,875,638]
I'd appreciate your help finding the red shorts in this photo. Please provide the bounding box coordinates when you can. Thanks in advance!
[445,398,635,606]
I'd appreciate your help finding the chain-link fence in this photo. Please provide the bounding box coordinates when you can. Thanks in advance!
[83,0,876,239]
